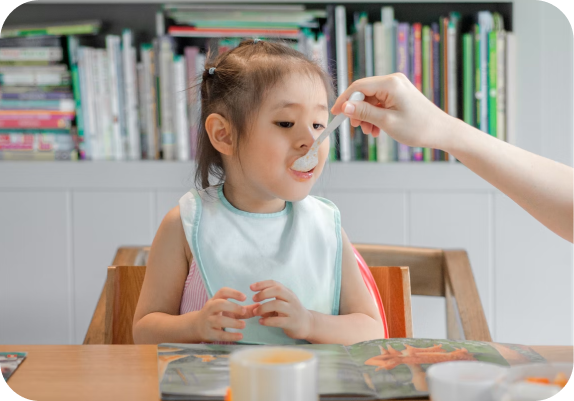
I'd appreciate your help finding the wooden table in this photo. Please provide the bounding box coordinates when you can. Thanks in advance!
[2,345,572,401]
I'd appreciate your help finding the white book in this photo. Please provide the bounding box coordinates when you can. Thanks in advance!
[173,55,190,161]
[159,36,176,160]
[0,47,63,62]
[478,11,494,133]
[496,31,507,143]
[122,30,141,160]
[85,48,101,160]
[137,62,148,158]
[506,33,516,146]
[335,5,351,162]
[106,35,123,160]
[96,49,113,159]
[142,46,158,159]
[156,11,165,37]
[0,72,68,86]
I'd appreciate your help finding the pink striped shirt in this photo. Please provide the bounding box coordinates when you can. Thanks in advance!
[179,259,234,344]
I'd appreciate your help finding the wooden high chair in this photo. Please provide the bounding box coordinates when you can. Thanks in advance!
[83,244,491,344]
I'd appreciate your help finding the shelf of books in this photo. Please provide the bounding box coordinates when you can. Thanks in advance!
[0,2,513,163]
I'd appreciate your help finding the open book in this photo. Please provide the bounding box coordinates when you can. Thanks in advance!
[158,338,545,400]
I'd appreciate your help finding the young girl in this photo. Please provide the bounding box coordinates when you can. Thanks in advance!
[133,39,386,345]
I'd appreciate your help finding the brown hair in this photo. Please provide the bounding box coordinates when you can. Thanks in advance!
[194,39,335,189]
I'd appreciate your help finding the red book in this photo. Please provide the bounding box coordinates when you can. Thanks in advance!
[0,118,71,129]
[413,23,423,92]
[0,110,74,120]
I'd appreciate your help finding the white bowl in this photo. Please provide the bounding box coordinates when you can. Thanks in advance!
[427,361,509,401]
[491,363,573,401]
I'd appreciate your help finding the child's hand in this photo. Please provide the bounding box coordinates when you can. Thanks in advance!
[195,287,260,342]
[250,280,314,341]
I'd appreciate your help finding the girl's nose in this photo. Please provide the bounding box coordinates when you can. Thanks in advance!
[295,126,315,150]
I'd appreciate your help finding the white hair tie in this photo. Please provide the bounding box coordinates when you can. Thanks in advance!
[208,67,216,75]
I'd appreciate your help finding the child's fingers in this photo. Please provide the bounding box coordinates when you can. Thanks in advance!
[250,280,280,292]
[211,330,243,342]
[253,300,290,317]
[213,287,247,302]
[208,299,246,316]
[241,303,261,319]
[259,316,288,329]
[252,286,291,303]
[209,315,246,330]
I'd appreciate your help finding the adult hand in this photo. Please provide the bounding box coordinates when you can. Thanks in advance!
[251,280,313,341]
[193,287,260,342]
[331,73,455,150]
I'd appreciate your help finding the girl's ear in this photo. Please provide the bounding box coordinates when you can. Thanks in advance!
[205,113,234,156]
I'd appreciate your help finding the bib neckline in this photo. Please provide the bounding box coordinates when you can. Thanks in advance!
[217,184,292,218]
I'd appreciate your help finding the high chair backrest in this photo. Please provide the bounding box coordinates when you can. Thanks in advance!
[102,264,411,345]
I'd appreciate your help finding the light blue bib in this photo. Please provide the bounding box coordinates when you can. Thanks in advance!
[179,185,342,345]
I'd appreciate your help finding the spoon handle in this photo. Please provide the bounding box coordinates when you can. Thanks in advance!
[315,91,365,146]
[315,113,347,145]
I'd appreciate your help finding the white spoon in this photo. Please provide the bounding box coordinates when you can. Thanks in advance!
[291,91,365,172]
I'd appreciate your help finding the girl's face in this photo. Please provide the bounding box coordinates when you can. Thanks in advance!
[235,72,330,202]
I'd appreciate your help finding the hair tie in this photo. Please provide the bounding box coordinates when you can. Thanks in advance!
[253,38,261,44]
[208,67,216,75]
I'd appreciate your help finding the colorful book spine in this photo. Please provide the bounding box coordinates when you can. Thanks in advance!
[159,36,176,160]
[412,23,423,161]
[422,25,432,162]
[122,29,141,160]
[497,31,507,142]
[335,5,351,162]
[0,47,63,62]
[463,33,474,127]
[66,36,84,159]
[396,23,411,162]
[144,44,160,159]
[0,72,70,86]
[474,24,481,130]
[0,90,72,100]
[0,118,71,129]
[478,11,494,133]
[447,21,458,119]
[488,30,498,138]
[106,35,124,160]
[173,55,190,161]
[0,99,75,111]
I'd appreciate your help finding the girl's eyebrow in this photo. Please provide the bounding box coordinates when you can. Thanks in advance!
[271,101,328,111]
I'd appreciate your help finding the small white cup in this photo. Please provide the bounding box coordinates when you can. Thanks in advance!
[426,361,508,401]
[229,347,318,401]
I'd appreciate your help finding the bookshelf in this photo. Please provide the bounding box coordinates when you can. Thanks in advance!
[1,1,572,348]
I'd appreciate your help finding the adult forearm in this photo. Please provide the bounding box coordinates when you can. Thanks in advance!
[443,117,573,243]
[306,311,386,346]
[133,312,200,344]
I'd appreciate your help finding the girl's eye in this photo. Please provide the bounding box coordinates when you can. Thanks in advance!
[276,122,294,128]
[313,123,325,130]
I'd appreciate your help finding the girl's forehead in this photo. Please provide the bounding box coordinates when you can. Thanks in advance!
[266,72,328,107]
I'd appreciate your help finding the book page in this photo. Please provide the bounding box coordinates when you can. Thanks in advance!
[346,338,544,400]
[158,343,375,400]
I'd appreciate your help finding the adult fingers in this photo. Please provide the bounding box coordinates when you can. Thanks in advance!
[207,299,246,316]
[209,315,246,330]
[331,75,401,114]
[253,300,290,317]
[341,100,390,129]
[212,287,246,302]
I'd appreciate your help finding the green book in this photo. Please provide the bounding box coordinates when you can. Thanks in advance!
[368,135,377,161]
[439,17,446,112]
[463,33,474,127]
[488,31,498,138]
[474,24,481,129]
[2,20,101,38]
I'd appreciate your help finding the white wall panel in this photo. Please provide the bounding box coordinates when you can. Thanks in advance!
[323,191,406,245]
[72,191,155,343]
[0,191,71,344]
[410,192,492,337]
[494,194,573,345]
[155,190,187,233]
[540,1,574,167]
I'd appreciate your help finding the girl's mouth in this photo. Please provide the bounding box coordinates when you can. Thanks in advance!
[289,167,315,182]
